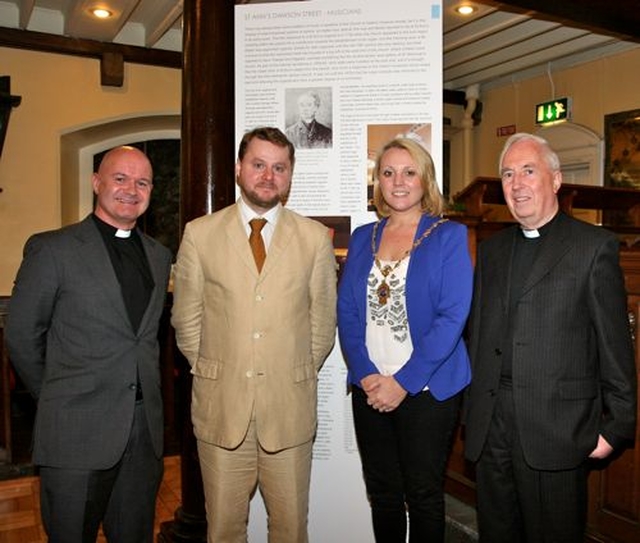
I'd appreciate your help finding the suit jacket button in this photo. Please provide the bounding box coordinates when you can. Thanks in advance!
[129,383,137,391]
[494,348,502,356]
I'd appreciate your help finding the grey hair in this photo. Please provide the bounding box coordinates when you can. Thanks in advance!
[498,132,561,174]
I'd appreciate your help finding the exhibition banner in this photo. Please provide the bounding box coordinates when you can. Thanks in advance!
[235,1,442,540]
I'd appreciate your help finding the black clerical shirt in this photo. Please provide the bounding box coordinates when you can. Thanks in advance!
[92,214,154,334]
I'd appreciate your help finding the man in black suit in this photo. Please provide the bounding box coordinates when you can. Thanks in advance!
[464,133,637,543]
[6,146,172,543]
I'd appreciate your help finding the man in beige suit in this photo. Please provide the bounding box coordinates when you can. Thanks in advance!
[171,126,337,543]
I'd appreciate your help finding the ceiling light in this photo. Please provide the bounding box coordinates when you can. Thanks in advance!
[91,8,112,19]
[456,5,476,16]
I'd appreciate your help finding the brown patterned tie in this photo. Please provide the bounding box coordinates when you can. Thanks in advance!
[249,218,267,272]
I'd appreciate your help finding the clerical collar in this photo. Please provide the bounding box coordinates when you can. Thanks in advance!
[92,213,136,240]
[115,229,132,239]
[520,212,559,240]
[521,228,540,239]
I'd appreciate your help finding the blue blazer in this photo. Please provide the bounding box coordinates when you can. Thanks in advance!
[337,214,473,400]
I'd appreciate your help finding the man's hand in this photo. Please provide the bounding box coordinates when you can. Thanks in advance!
[588,435,614,460]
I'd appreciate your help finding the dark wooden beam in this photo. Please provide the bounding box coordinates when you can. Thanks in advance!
[0,27,182,69]
[100,52,124,87]
[0,76,21,164]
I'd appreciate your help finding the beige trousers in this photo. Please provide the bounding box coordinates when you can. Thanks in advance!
[197,420,313,543]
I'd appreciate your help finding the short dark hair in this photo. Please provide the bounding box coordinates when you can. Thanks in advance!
[237,127,295,168]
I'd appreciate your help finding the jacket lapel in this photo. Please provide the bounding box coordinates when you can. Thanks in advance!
[138,234,168,335]
[224,204,259,277]
[261,208,293,278]
[222,205,296,280]
[75,217,131,327]
[520,214,572,296]
[498,231,516,315]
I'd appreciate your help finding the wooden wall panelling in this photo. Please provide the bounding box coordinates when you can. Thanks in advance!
[585,264,640,542]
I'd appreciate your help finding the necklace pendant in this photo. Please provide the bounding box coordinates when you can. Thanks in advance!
[377,280,390,305]
[371,217,449,308]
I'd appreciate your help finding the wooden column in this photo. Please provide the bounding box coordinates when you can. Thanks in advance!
[158,0,236,541]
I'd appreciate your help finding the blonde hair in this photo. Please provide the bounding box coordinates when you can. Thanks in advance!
[373,137,445,217]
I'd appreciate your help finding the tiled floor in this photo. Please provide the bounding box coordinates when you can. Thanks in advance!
[95,455,183,543]
[152,455,183,541]
[0,455,181,543]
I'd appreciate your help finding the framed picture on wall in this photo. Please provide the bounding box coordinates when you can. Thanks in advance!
[604,109,640,226]
[604,108,640,189]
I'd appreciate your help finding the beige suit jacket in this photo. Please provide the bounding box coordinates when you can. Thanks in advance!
[171,203,337,452]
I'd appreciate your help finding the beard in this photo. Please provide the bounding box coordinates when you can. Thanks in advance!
[242,186,286,211]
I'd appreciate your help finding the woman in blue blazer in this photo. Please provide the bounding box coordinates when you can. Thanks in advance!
[338,136,473,542]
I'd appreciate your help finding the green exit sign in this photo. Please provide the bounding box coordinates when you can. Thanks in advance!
[535,98,571,124]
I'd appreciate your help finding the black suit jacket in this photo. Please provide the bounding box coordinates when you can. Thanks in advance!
[6,215,172,469]
[464,213,637,470]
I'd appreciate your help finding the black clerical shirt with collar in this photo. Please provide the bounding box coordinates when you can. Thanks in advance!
[92,214,154,334]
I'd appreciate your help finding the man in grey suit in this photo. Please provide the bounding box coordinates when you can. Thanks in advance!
[464,133,637,543]
[171,126,336,542]
[6,146,172,543]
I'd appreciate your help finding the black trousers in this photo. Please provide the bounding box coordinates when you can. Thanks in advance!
[39,401,163,543]
[352,386,460,543]
[475,387,588,543]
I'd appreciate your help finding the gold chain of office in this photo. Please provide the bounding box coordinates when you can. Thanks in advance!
[371,217,448,306]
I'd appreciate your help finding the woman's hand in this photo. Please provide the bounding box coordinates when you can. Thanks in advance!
[361,374,407,413]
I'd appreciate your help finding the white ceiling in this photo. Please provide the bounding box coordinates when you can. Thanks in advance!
[0,0,638,92]
[442,1,639,91]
